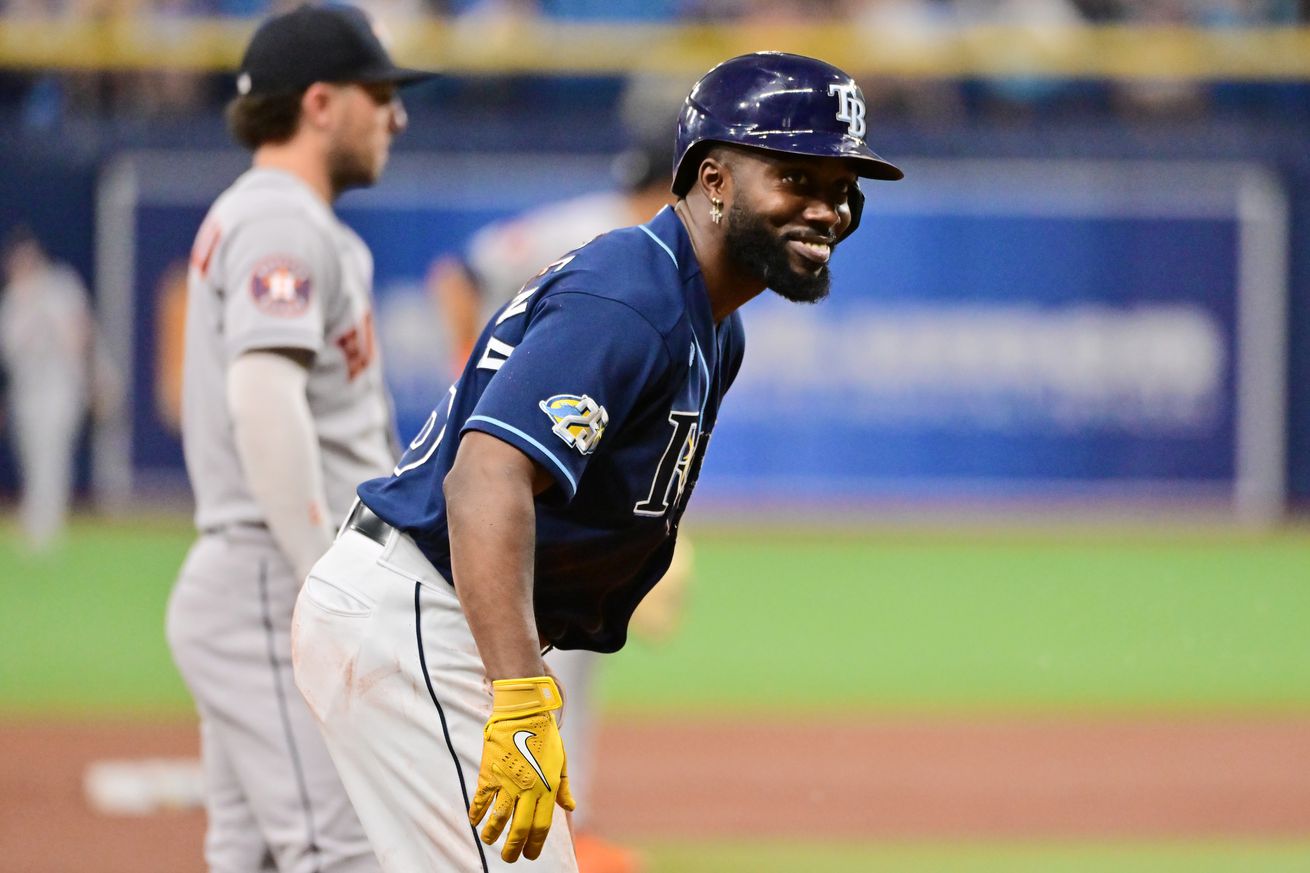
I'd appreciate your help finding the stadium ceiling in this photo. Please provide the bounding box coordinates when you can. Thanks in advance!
[1,20,1309,80]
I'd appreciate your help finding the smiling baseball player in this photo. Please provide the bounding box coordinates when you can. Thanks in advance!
[291,52,902,871]
[430,119,681,873]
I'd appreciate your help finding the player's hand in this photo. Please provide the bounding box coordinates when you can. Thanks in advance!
[469,676,575,862]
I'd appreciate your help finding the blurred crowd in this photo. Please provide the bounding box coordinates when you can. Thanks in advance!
[1,0,1307,126]
[1,0,1307,22]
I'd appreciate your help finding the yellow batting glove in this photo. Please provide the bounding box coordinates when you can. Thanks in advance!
[469,676,575,863]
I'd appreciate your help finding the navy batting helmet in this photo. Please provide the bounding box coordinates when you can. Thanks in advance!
[673,52,902,238]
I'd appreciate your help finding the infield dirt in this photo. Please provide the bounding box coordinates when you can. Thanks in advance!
[3,715,1308,872]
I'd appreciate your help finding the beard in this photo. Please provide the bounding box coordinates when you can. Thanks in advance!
[722,201,831,304]
[327,141,381,195]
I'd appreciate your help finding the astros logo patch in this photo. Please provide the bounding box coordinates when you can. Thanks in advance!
[539,393,608,455]
[249,256,312,317]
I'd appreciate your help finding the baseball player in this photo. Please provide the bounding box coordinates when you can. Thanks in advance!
[164,6,432,871]
[0,227,95,551]
[430,131,679,873]
[291,52,902,871]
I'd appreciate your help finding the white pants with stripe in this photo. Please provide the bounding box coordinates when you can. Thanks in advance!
[291,524,580,873]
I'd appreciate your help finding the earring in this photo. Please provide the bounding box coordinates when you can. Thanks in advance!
[710,198,723,225]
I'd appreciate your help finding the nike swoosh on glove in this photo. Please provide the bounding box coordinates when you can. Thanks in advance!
[469,676,575,862]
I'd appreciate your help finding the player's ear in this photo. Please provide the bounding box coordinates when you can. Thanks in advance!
[696,150,732,207]
[299,82,337,132]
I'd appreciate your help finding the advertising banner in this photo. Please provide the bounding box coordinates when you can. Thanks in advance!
[104,155,1285,517]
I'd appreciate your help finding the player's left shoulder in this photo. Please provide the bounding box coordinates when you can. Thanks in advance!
[554,224,684,318]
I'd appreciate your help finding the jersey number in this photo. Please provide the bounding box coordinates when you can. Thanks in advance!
[394,384,457,476]
[478,253,577,372]
[633,411,700,517]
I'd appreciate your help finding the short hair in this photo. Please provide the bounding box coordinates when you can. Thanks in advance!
[225,90,306,151]
[705,144,742,169]
[674,143,743,198]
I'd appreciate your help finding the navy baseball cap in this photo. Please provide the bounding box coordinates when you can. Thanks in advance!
[237,3,435,96]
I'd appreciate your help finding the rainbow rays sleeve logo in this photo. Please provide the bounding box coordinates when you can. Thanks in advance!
[539,393,608,455]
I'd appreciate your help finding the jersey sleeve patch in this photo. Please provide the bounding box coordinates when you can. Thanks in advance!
[538,393,608,455]
[248,255,313,317]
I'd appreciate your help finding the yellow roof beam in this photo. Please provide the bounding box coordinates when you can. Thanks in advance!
[2,19,1309,81]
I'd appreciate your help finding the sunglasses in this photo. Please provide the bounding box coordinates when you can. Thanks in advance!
[357,81,400,106]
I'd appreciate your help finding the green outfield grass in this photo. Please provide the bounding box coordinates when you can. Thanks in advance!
[1,516,195,716]
[637,840,1310,873]
[603,525,1310,714]
[1,516,1308,716]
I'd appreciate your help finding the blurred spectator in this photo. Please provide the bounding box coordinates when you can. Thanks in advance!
[5,0,225,124]
[0,226,96,551]
[448,0,537,19]
[538,0,677,19]
[954,0,1091,116]
[355,0,451,28]
[684,0,845,22]
[111,0,212,117]
[853,0,967,125]
[1111,0,1211,118]
[1065,0,1306,116]
[1066,0,1124,19]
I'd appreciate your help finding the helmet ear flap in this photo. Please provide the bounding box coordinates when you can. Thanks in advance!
[672,141,713,198]
[839,183,865,243]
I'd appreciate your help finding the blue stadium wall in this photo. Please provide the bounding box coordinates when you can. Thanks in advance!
[2,81,1309,510]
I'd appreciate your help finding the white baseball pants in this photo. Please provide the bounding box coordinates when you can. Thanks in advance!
[291,523,579,873]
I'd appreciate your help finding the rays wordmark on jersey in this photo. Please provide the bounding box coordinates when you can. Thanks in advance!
[633,410,700,517]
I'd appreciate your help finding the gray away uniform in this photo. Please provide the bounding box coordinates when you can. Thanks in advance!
[0,262,91,549]
[166,168,393,873]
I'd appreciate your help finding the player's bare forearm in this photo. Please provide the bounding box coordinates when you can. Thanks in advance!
[444,431,554,681]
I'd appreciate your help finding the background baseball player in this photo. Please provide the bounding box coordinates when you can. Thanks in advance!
[291,51,902,871]
[0,226,98,552]
[428,94,685,873]
[430,97,676,368]
[164,6,432,871]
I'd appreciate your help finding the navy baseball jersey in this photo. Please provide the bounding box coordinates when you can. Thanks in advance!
[359,206,744,652]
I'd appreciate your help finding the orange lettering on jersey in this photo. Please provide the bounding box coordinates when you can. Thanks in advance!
[190,218,222,277]
[335,310,377,380]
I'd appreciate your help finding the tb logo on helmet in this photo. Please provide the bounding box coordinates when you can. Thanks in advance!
[827,82,866,139]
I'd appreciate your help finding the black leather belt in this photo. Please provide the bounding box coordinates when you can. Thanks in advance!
[343,502,394,547]
[200,520,268,536]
